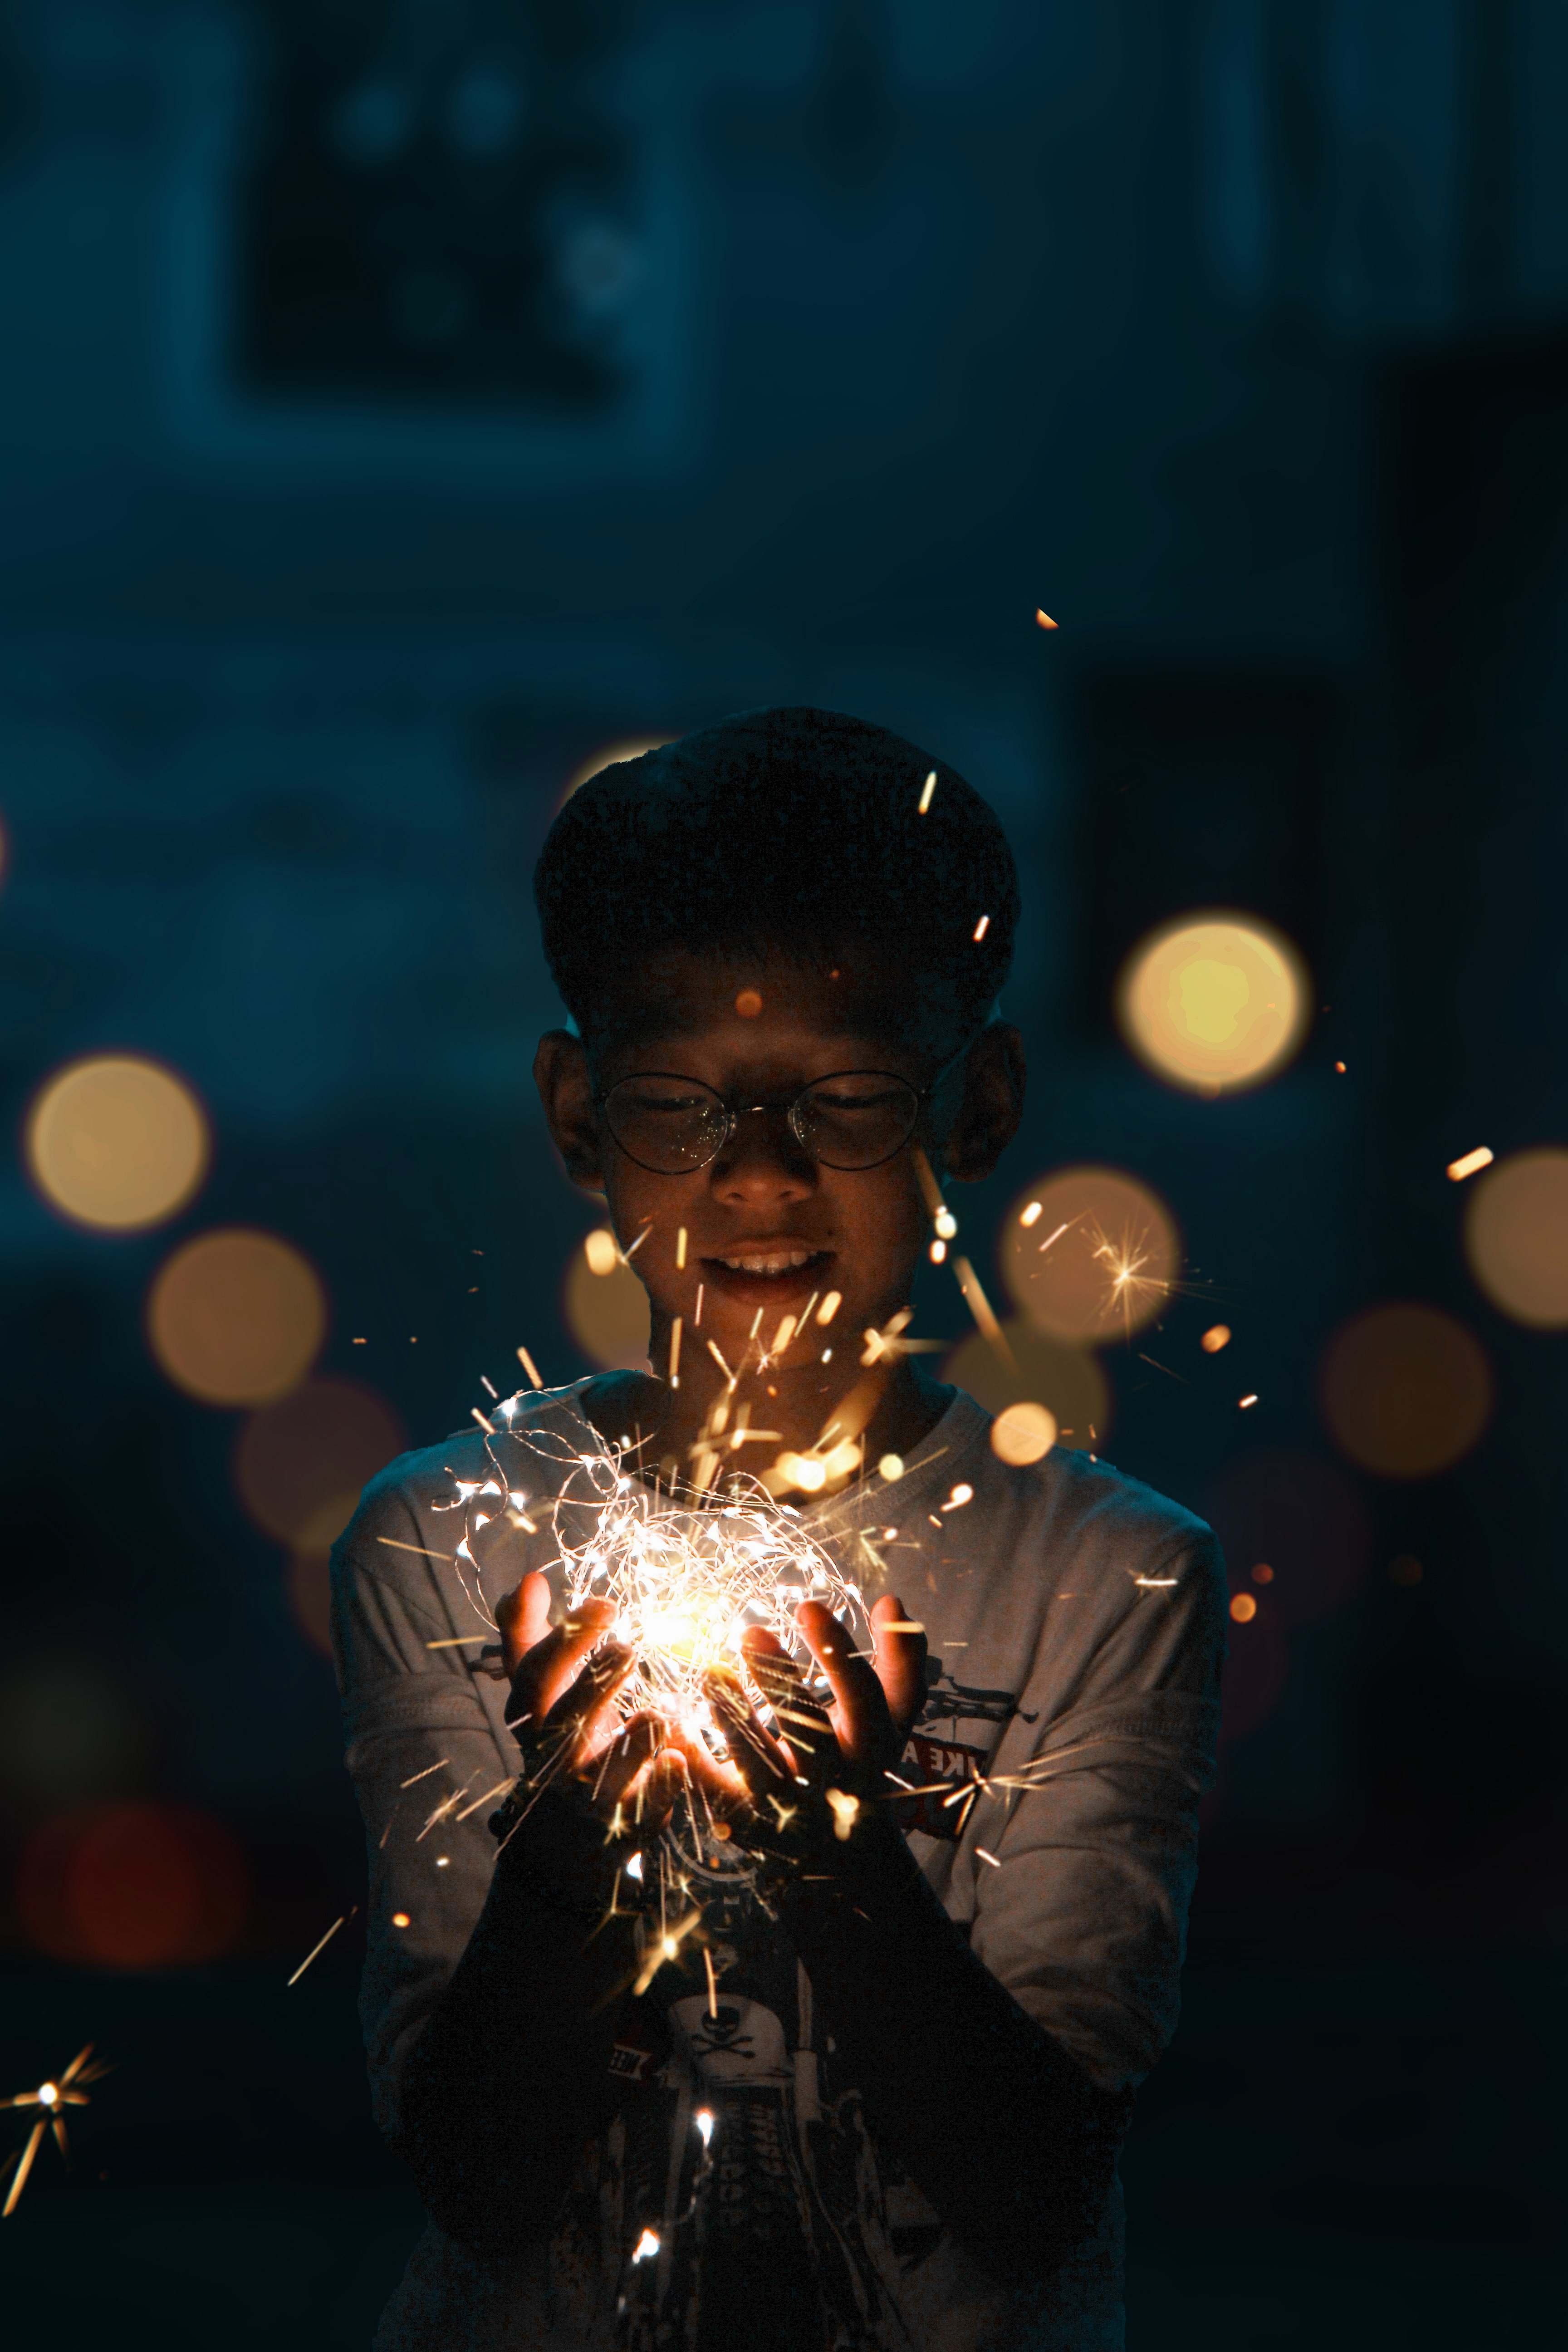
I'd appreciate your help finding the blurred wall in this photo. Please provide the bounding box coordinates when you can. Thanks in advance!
[1,0,1565,1955]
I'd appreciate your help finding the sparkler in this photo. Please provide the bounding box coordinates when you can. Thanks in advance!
[3,2045,109,2216]
[533,1429,868,1725]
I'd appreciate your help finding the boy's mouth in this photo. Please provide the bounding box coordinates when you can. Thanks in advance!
[699,1246,835,1304]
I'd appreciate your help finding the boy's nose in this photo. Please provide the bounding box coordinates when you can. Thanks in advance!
[710,1107,815,1200]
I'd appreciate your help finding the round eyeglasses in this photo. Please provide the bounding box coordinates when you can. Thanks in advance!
[597,1051,968,1176]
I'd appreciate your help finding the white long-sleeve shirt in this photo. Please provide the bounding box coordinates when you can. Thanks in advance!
[331,1382,1225,2350]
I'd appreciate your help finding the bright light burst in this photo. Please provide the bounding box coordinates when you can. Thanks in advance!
[2,2043,109,2218]
[524,1425,865,1725]
[1088,1221,1171,1337]
[436,1407,868,1736]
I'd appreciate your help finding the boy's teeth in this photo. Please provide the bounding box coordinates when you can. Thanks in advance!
[718,1250,813,1274]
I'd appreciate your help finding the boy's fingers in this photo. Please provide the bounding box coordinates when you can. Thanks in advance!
[870,1592,929,1739]
[497,1573,553,1674]
[740,1629,834,1755]
[557,1641,636,1750]
[670,1728,750,1813]
[796,1600,889,1753]
[585,1710,665,1801]
[706,1666,796,1799]
[508,1596,617,1725]
[642,1746,689,1826]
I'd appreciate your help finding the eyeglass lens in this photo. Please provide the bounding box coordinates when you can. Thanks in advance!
[602,1073,921,1173]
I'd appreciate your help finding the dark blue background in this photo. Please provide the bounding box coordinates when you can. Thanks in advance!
[1,5,1563,2342]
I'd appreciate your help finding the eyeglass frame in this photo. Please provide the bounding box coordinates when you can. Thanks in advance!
[593,1039,977,1176]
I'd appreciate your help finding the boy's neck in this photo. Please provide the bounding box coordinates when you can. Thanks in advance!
[578,1350,952,1501]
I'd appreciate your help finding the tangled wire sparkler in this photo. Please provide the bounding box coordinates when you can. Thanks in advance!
[444,1400,871,1735]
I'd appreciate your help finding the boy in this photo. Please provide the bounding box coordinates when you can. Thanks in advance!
[332,706,1225,2350]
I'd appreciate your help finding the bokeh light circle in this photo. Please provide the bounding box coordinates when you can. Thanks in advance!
[24,1054,210,1231]
[565,1238,650,1371]
[235,1376,404,1545]
[1116,912,1309,1095]
[990,1401,1058,1465]
[17,1801,250,1967]
[1001,1168,1180,1342]
[1319,1303,1493,1479]
[583,1226,620,1276]
[1463,1147,1568,1327]
[944,1321,1110,1448]
[562,735,674,805]
[148,1228,326,1405]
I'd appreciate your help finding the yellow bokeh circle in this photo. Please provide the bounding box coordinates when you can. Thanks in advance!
[1116,912,1309,1095]
[1463,1147,1568,1328]
[565,1237,650,1371]
[25,1054,210,1231]
[1001,1167,1180,1343]
[148,1228,326,1406]
[944,1321,1110,1449]
[990,1401,1058,1466]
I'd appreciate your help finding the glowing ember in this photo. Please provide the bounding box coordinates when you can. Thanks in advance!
[2,2043,108,2218]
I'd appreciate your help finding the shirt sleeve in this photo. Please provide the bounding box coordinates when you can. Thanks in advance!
[329,1465,519,2140]
[964,1522,1227,2094]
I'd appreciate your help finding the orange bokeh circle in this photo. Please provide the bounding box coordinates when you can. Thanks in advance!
[235,1376,404,1545]
[147,1227,326,1405]
[1319,1303,1493,1480]
[1463,1147,1568,1328]
[17,1802,250,1968]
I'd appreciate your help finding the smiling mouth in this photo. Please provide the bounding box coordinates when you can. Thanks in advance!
[700,1245,834,1291]
[715,1249,818,1275]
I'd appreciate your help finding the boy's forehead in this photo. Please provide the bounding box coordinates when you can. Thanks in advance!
[586,946,946,1055]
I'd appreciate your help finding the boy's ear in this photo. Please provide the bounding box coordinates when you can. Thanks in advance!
[534,1030,607,1194]
[943,1022,1025,1184]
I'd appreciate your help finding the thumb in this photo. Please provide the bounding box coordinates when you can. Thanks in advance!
[870,1592,928,1735]
[643,1745,689,1827]
[497,1572,553,1673]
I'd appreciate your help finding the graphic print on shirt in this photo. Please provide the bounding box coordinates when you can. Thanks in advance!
[896,1666,1032,1841]
[590,1865,929,2352]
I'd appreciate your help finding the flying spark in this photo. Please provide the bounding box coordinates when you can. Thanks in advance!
[3,2045,109,2217]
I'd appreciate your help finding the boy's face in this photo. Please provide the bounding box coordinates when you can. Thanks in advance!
[534,948,1024,1378]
